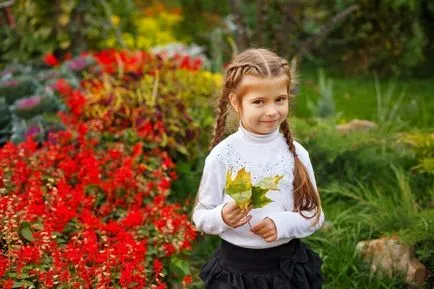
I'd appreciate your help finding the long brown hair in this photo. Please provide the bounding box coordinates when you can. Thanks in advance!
[193,48,322,227]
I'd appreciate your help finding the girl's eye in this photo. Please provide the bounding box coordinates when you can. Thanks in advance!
[253,100,264,105]
[276,97,287,102]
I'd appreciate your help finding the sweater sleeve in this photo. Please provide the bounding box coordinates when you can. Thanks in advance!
[192,154,233,235]
[266,144,325,240]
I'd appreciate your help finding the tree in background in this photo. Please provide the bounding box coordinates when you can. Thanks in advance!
[175,0,434,76]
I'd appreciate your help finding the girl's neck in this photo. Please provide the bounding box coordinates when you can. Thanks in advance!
[238,121,280,144]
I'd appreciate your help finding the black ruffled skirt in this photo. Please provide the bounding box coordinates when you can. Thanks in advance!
[199,238,323,289]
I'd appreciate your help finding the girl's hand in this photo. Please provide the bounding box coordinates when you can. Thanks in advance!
[222,200,253,228]
[250,217,277,242]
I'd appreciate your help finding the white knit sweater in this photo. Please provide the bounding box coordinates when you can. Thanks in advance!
[192,124,325,249]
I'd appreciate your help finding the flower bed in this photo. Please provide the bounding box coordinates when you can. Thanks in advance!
[0,112,197,288]
[0,48,223,288]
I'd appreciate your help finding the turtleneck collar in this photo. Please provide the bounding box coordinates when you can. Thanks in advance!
[238,121,280,144]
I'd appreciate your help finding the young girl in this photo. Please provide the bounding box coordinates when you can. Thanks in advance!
[192,48,325,289]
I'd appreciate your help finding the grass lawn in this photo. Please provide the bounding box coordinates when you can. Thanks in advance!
[295,67,434,129]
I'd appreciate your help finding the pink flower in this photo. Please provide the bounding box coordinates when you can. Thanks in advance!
[16,96,42,110]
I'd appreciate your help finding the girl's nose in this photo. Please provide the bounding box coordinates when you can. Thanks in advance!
[265,104,278,116]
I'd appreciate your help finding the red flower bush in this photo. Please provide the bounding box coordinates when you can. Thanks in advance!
[0,117,197,288]
[1,48,217,287]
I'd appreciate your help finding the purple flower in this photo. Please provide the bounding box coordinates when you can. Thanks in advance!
[25,125,41,138]
[47,131,58,145]
[67,57,88,71]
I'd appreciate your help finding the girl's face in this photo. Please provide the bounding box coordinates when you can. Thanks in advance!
[229,74,289,135]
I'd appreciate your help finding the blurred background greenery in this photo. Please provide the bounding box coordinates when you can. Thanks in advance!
[2,0,434,76]
[1,0,433,288]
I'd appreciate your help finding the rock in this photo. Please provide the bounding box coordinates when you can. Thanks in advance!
[356,235,429,288]
[336,119,377,134]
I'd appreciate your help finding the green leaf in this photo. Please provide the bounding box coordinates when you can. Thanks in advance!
[12,280,34,288]
[251,186,273,208]
[251,175,283,208]
[19,222,34,242]
[169,256,190,278]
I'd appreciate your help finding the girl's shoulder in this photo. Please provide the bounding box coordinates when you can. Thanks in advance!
[292,139,309,158]
[205,133,239,163]
[292,139,313,166]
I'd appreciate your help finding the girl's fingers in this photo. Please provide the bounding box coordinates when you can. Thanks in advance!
[234,215,251,227]
[256,227,269,236]
[263,231,275,239]
[230,205,241,214]
[231,207,247,218]
[234,213,249,224]
[229,209,244,220]
[265,234,276,242]
[227,212,243,226]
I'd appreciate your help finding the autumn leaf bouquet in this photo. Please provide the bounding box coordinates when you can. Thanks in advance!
[225,168,283,227]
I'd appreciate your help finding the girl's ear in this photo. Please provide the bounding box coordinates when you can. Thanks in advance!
[229,93,240,113]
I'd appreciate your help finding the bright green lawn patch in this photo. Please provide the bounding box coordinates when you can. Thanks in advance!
[295,68,433,128]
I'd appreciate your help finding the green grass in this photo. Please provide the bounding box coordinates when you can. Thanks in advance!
[187,169,433,289]
[295,67,434,129]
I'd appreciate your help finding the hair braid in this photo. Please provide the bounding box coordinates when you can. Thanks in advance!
[280,119,322,226]
[280,119,296,155]
[209,96,229,150]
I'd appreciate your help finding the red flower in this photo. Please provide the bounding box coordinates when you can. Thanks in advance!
[179,55,191,70]
[182,274,193,285]
[39,269,55,287]
[121,209,144,228]
[161,152,175,169]
[44,53,59,66]
[119,262,134,287]
[191,58,203,71]
[155,283,167,289]
[153,259,164,276]
[132,142,143,159]
[162,243,176,256]
[0,254,8,278]
[16,245,41,271]
[2,279,14,289]
[53,79,72,95]
[158,177,171,192]
[67,90,86,117]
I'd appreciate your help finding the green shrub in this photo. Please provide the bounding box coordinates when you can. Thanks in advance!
[320,0,430,75]
[0,0,137,63]
[0,99,12,145]
[0,77,36,105]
